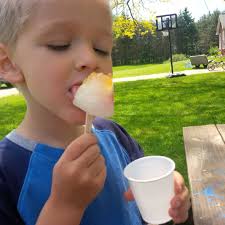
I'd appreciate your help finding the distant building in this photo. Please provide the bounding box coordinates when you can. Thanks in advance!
[216,14,225,55]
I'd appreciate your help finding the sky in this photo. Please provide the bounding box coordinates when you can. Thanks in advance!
[143,0,225,21]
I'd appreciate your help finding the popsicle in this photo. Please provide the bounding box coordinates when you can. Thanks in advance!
[73,72,114,133]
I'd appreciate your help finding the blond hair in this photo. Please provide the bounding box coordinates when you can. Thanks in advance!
[0,0,112,47]
[0,0,37,46]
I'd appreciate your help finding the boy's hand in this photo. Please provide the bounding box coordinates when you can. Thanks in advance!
[49,134,106,211]
[169,171,191,224]
[124,171,191,224]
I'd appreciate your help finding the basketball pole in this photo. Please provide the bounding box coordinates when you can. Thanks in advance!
[156,14,186,78]
[168,29,174,74]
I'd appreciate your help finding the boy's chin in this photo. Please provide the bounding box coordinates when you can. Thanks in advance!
[61,111,86,126]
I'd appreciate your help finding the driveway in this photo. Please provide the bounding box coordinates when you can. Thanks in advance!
[0,68,223,98]
[113,68,223,83]
[0,87,19,98]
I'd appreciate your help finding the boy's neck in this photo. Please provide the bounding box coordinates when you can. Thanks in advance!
[16,109,85,149]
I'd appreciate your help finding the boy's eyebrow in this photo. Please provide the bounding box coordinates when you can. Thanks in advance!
[36,21,78,36]
[37,20,112,37]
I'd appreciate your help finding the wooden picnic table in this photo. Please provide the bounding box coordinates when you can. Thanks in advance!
[183,124,225,225]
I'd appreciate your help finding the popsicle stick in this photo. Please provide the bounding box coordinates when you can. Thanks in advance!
[84,113,94,133]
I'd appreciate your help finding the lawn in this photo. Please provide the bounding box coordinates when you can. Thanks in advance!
[113,60,192,78]
[0,95,26,138]
[1,72,225,185]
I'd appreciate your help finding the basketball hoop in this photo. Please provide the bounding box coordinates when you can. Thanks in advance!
[156,14,178,76]
[156,14,178,32]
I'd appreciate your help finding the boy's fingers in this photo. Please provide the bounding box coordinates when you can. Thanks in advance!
[124,188,134,201]
[174,171,185,194]
[170,186,190,210]
[75,144,101,168]
[87,154,106,177]
[94,168,107,184]
[169,207,189,224]
[61,134,98,161]
[173,185,189,202]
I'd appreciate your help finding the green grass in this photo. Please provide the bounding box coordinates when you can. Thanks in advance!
[113,60,192,78]
[1,72,225,185]
[0,95,26,138]
[112,72,225,183]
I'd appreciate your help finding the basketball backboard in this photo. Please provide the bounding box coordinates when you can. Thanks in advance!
[156,14,177,31]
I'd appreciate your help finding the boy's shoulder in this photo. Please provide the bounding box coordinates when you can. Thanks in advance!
[0,136,31,172]
[0,137,32,200]
[93,117,144,161]
[0,137,31,224]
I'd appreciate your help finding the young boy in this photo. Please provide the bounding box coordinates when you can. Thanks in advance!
[0,0,190,224]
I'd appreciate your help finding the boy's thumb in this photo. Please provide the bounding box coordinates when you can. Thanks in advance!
[174,171,185,194]
[61,134,97,162]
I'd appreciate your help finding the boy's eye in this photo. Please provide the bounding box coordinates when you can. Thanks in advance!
[94,48,109,56]
[47,44,71,51]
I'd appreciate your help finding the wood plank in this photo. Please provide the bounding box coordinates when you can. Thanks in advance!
[183,124,225,225]
[216,124,225,143]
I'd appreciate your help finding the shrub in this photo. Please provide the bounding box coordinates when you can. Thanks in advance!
[172,54,188,62]
[208,46,220,56]
[164,54,188,63]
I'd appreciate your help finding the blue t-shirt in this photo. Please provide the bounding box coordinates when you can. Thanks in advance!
[0,118,145,225]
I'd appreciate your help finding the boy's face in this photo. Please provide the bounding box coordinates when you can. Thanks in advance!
[12,0,113,124]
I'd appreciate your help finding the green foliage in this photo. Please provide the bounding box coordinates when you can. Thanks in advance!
[175,8,198,55]
[208,46,220,56]
[112,17,168,65]
[137,20,156,36]
[113,15,155,39]
[112,8,223,66]
[170,54,188,62]
[196,10,220,54]
[112,15,159,65]
[113,15,136,39]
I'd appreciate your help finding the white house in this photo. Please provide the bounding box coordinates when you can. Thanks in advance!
[216,14,225,55]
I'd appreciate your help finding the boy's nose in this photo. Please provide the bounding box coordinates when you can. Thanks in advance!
[74,46,98,73]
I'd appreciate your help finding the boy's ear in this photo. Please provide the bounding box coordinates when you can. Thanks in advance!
[0,44,24,84]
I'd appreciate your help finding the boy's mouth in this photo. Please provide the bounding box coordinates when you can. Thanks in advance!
[68,83,82,100]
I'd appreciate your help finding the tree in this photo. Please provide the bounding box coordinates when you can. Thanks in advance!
[196,10,221,54]
[113,15,155,39]
[175,8,198,56]
[111,0,170,20]
[112,15,158,65]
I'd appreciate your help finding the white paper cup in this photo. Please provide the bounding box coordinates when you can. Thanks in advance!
[124,156,175,224]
